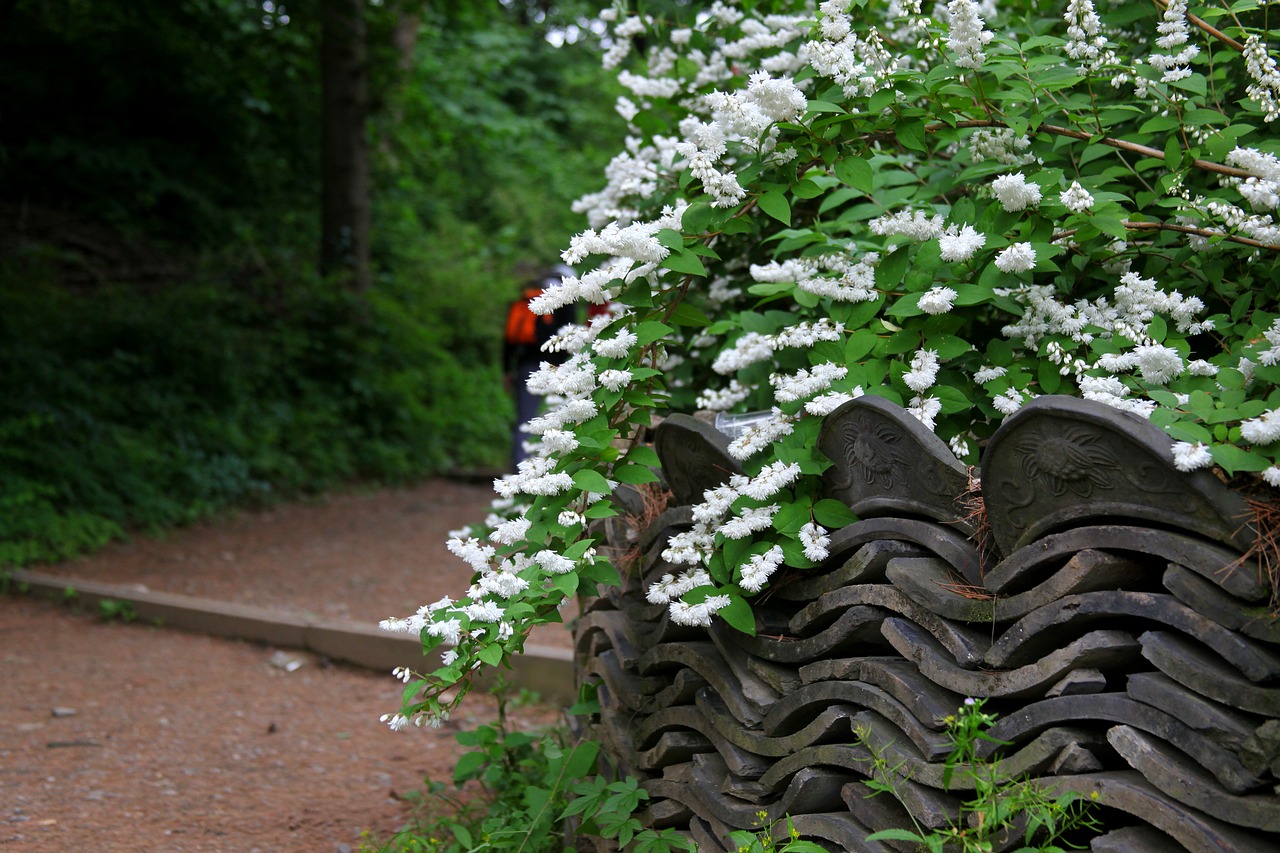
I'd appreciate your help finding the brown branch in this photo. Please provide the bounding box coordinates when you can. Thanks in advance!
[1054,219,1280,252]
[1153,0,1246,52]
[922,119,1254,179]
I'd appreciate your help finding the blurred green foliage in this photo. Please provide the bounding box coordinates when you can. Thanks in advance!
[0,0,622,566]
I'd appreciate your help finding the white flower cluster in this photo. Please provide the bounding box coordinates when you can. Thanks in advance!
[711,318,844,376]
[808,0,898,99]
[870,209,945,241]
[697,378,753,411]
[1148,0,1199,84]
[1060,181,1095,213]
[1224,147,1280,213]
[945,0,993,70]
[727,409,796,460]
[750,252,882,303]
[903,348,940,393]
[919,286,958,315]
[991,173,1042,212]
[1244,35,1280,123]
[999,270,1209,351]
[1064,0,1110,75]
[939,224,987,262]
[994,242,1037,273]
[770,362,848,402]
[968,128,1037,167]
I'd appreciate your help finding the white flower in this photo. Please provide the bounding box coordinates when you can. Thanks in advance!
[994,243,1037,273]
[1241,408,1280,445]
[945,0,993,70]
[949,435,970,459]
[1171,441,1213,472]
[1149,0,1199,83]
[739,545,785,593]
[489,517,531,545]
[992,387,1025,415]
[1133,343,1184,385]
[558,509,585,528]
[1188,359,1219,377]
[534,549,577,575]
[463,601,504,623]
[907,394,942,430]
[719,505,781,539]
[426,618,463,646]
[870,209,945,241]
[598,369,633,391]
[669,595,731,627]
[380,713,410,732]
[1264,466,1280,487]
[799,522,830,563]
[903,349,940,393]
[727,410,794,460]
[593,329,638,358]
[991,173,1042,212]
[973,365,1007,383]
[741,462,802,500]
[919,286,958,315]
[938,224,986,262]
[805,388,862,415]
[1059,181,1095,213]
[1065,0,1109,73]
[770,362,848,403]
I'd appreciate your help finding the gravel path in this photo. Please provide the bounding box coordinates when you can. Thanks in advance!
[2,479,566,851]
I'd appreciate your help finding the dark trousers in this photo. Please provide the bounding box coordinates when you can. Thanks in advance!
[513,361,540,470]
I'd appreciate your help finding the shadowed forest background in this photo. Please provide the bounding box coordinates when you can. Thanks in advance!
[0,0,628,567]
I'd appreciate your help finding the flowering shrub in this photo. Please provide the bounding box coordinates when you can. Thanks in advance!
[382,0,1280,727]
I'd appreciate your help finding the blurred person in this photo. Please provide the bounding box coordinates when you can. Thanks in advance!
[502,265,576,470]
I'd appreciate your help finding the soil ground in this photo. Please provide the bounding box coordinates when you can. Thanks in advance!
[1,478,568,852]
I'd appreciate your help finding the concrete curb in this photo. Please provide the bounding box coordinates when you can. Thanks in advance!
[10,569,578,705]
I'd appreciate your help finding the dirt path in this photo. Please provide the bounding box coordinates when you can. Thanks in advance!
[1,479,566,851]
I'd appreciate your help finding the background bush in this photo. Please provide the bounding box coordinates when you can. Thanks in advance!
[0,0,621,566]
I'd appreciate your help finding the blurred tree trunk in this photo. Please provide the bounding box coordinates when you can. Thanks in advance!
[319,0,371,290]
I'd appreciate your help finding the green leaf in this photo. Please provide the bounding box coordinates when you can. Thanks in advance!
[663,248,707,277]
[635,320,673,345]
[563,538,597,560]
[834,156,874,193]
[812,498,856,528]
[564,740,600,778]
[668,302,712,327]
[772,500,810,535]
[626,445,661,467]
[1038,358,1062,395]
[897,119,927,152]
[477,642,504,667]
[718,594,757,636]
[1211,444,1270,474]
[572,469,613,494]
[613,463,659,484]
[682,202,713,234]
[866,829,929,844]
[758,189,791,224]
[656,228,684,250]
[552,572,579,596]
[452,750,487,783]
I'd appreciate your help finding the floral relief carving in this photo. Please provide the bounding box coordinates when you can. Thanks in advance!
[1017,426,1121,499]
[828,414,908,490]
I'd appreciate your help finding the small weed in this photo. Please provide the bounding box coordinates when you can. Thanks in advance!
[864,698,1101,852]
[98,598,138,623]
[726,813,827,853]
[364,681,694,853]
